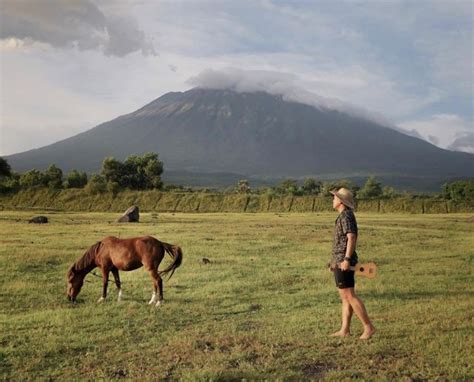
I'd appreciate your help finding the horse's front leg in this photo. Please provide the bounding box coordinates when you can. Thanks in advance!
[111,268,122,302]
[97,269,109,303]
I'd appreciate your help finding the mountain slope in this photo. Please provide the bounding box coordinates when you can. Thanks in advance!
[6,88,474,179]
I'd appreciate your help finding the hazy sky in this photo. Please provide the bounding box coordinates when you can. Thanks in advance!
[1,0,473,156]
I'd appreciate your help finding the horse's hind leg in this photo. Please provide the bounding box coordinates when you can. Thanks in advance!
[147,269,163,306]
[111,268,122,302]
[156,274,163,306]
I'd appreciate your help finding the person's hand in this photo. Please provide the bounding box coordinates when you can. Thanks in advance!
[340,260,350,271]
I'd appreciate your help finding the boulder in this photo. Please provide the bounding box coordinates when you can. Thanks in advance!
[117,205,139,223]
[29,216,48,224]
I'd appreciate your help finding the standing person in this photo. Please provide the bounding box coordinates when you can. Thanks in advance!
[330,187,375,340]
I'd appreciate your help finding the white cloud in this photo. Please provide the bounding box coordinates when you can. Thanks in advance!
[0,0,156,57]
[186,66,443,126]
[448,131,474,153]
[399,114,474,153]
[187,67,384,123]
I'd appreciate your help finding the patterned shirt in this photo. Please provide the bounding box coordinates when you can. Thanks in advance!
[332,209,358,265]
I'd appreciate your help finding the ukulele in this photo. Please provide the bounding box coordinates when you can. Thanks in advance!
[328,261,377,279]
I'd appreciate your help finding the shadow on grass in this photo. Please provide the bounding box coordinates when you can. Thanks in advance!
[364,290,472,300]
[212,303,262,317]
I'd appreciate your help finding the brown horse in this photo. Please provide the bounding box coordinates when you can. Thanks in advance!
[66,236,182,306]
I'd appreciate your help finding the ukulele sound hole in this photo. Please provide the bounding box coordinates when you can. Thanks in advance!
[359,267,365,272]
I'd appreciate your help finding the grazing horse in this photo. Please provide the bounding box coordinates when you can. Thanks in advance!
[66,236,182,306]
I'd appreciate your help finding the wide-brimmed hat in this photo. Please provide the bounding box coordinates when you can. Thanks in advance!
[330,187,355,209]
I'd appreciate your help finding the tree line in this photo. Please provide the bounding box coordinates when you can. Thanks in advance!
[236,176,395,199]
[0,153,163,195]
[0,154,473,201]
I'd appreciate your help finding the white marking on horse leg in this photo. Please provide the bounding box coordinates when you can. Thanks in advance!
[155,299,164,307]
[117,289,122,302]
[148,292,157,305]
[97,296,106,303]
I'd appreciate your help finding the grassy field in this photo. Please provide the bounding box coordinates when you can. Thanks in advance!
[1,210,473,381]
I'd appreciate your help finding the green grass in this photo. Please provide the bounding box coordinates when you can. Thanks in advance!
[1,211,473,380]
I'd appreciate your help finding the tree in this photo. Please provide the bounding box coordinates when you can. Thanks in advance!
[442,180,474,202]
[237,179,250,193]
[321,180,356,196]
[43,164,63,189]
[20,169,44,188]
[358,176,383,198]
[382,186,396,198]
[85,174,107,194]
[277,179,299,194]
[142,153,163,189]
[0,157,11,178]
[302,178,321,195]
[102,157,124,185]
[101,152,163,190]
[64,170,88,188]
[0,171,20,193]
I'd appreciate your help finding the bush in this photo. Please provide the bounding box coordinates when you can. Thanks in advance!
[358,176,383,198]
[43,164,63,189]
[107,181,120,195]
[302,178,322,195]
[64,170,87,188]
[0,157,12,178]
[442,180,474,202]
[85,174,107,195]
[0,172,20,194]
[19,169,44,189]
[321,180,357,196]
[102,152,163,190]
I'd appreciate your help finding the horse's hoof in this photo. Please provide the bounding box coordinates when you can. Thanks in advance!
[97,297,106,303]
[148,293,157,305]
[155,300,164,307]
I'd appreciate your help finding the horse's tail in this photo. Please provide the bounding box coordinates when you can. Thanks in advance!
[159,242,183,280]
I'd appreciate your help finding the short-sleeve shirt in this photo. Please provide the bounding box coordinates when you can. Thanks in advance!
[332,209,358,265]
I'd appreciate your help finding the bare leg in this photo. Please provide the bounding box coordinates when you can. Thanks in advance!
[111,268,122,301]
[331,289,353,336]
[344,288,376,339]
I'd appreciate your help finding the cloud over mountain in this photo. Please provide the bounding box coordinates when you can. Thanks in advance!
[448,131,474,154]
[187,68,391,126]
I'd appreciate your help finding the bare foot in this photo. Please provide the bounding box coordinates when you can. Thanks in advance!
[330,330,350,337]
[360,326,376,340]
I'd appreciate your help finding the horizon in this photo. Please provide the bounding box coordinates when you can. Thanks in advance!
[1,0,473,156]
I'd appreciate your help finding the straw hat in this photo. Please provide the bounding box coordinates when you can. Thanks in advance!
[330,187,355,209]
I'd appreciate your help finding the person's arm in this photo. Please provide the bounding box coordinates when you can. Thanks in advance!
[340,233,357,271]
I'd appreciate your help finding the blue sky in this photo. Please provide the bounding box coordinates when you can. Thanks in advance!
[1,0,472,155]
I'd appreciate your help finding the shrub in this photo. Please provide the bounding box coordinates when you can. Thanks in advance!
[85,174,107,195]
[64,170,87,188]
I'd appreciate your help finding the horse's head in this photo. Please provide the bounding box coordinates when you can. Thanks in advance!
[66,265,84,302]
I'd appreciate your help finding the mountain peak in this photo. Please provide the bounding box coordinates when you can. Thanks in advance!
[6,87,474,182]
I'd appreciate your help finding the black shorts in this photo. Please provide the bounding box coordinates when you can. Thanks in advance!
[334,268,355,289]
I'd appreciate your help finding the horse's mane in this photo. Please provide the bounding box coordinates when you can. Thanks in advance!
[74,241,102,272]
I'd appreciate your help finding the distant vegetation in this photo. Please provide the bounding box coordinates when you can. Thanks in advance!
[0,153,163,195]
[0,155,473,211]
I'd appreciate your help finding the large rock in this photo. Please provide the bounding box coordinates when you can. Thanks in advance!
[117,205,139,223]
[29,216,48,224]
